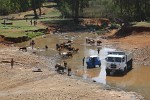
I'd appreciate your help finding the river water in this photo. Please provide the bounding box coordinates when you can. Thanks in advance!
[16,33,150,100]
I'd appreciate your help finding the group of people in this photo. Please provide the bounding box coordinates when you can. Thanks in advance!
[30,19,37,26]
[25,17,37,26]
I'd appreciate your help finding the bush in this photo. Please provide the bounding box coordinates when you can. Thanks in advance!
[110,23,120,29]
[0,8,9,15]
[26,32,43,39]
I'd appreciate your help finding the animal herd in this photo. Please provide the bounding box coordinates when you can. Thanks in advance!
[86,37,102,46]
[56,40,79,58]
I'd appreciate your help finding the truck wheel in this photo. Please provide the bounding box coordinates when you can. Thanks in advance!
[99,64,101,67]
[87,66,89,69]
[129,60,133,70]
[106,69,110,76]
[123,67,127,75]
[127,59,133,70]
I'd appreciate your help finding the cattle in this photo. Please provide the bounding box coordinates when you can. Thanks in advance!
[56,44,63,51]
[86,38,95,45]
[60,51,73,58]
[66,52,73,57]
[97,40,102,46]
[64,43,71,49]
[72,48,79,53]
[19,47,27,52]
[55,63,65,74]
[67,47,75,51]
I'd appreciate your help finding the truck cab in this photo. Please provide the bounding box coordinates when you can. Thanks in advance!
[105,51,132,75]
[86,55,101,69]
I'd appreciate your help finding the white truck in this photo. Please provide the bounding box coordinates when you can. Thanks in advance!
[105,51,133,75]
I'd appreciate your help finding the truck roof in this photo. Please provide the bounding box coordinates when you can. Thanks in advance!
[89,55,99,58]
[107,54,124,58]
[108,51,131,55]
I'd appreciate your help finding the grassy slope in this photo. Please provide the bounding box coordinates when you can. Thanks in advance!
[0,19,43,38]
[133,22,150,27]
[0,3,61,39]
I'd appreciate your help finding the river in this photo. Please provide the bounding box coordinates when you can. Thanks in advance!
[16,32,150,100]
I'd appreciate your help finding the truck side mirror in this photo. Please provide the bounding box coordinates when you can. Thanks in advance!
[105,58,107,61]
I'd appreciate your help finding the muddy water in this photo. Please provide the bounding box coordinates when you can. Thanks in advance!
[107,65,150,100]
[16,33,150,100]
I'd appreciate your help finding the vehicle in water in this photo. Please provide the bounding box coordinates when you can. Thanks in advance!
[105,51,133,75]
[86,55,101,69]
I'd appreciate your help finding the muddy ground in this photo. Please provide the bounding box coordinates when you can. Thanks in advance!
[0,45,143,100]
[0,2,149,99]
[0,27,149,99]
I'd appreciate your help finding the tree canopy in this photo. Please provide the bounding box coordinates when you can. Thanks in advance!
[57,0,150,22]
[0,0,149,22]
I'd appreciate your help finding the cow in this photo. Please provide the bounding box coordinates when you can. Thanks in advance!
[66,52,73,57]
[55,63,65,74]
[97,40,102,46]
[19,47,27,52]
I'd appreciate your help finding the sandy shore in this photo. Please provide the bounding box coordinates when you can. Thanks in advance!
[0,46,143,100]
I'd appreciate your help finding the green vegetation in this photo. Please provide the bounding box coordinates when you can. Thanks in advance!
[26,32,43,39]
[41,9,61,18]
[133,22,150,27]
[0,0,149,22]
[0,0,149,42]
[0,19,43,39]
[0,0,30,15]
[0,31,26,38]
[57,0,150,22]
[0,0,46,18]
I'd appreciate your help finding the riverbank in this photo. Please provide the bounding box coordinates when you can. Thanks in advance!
[101,29,150,66]
[0,45,143,100]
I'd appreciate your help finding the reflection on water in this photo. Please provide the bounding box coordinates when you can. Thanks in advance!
[92,48,115,84]
[16,33,150,99]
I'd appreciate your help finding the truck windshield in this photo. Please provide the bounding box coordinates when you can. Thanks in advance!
[107,57,122,62]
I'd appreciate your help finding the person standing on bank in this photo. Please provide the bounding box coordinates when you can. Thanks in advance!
[11,58,14,69]
[26,18,28,22]
[33,20,36,26]
[4,19,6,26]
[30,19,32,25]
[30,40,35,49]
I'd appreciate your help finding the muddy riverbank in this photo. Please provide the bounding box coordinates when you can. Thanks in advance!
[0,45,143,100]
[14,30,150,99]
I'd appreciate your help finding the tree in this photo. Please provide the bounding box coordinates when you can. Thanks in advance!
[31,0,38,18]
[57,0,89,23]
